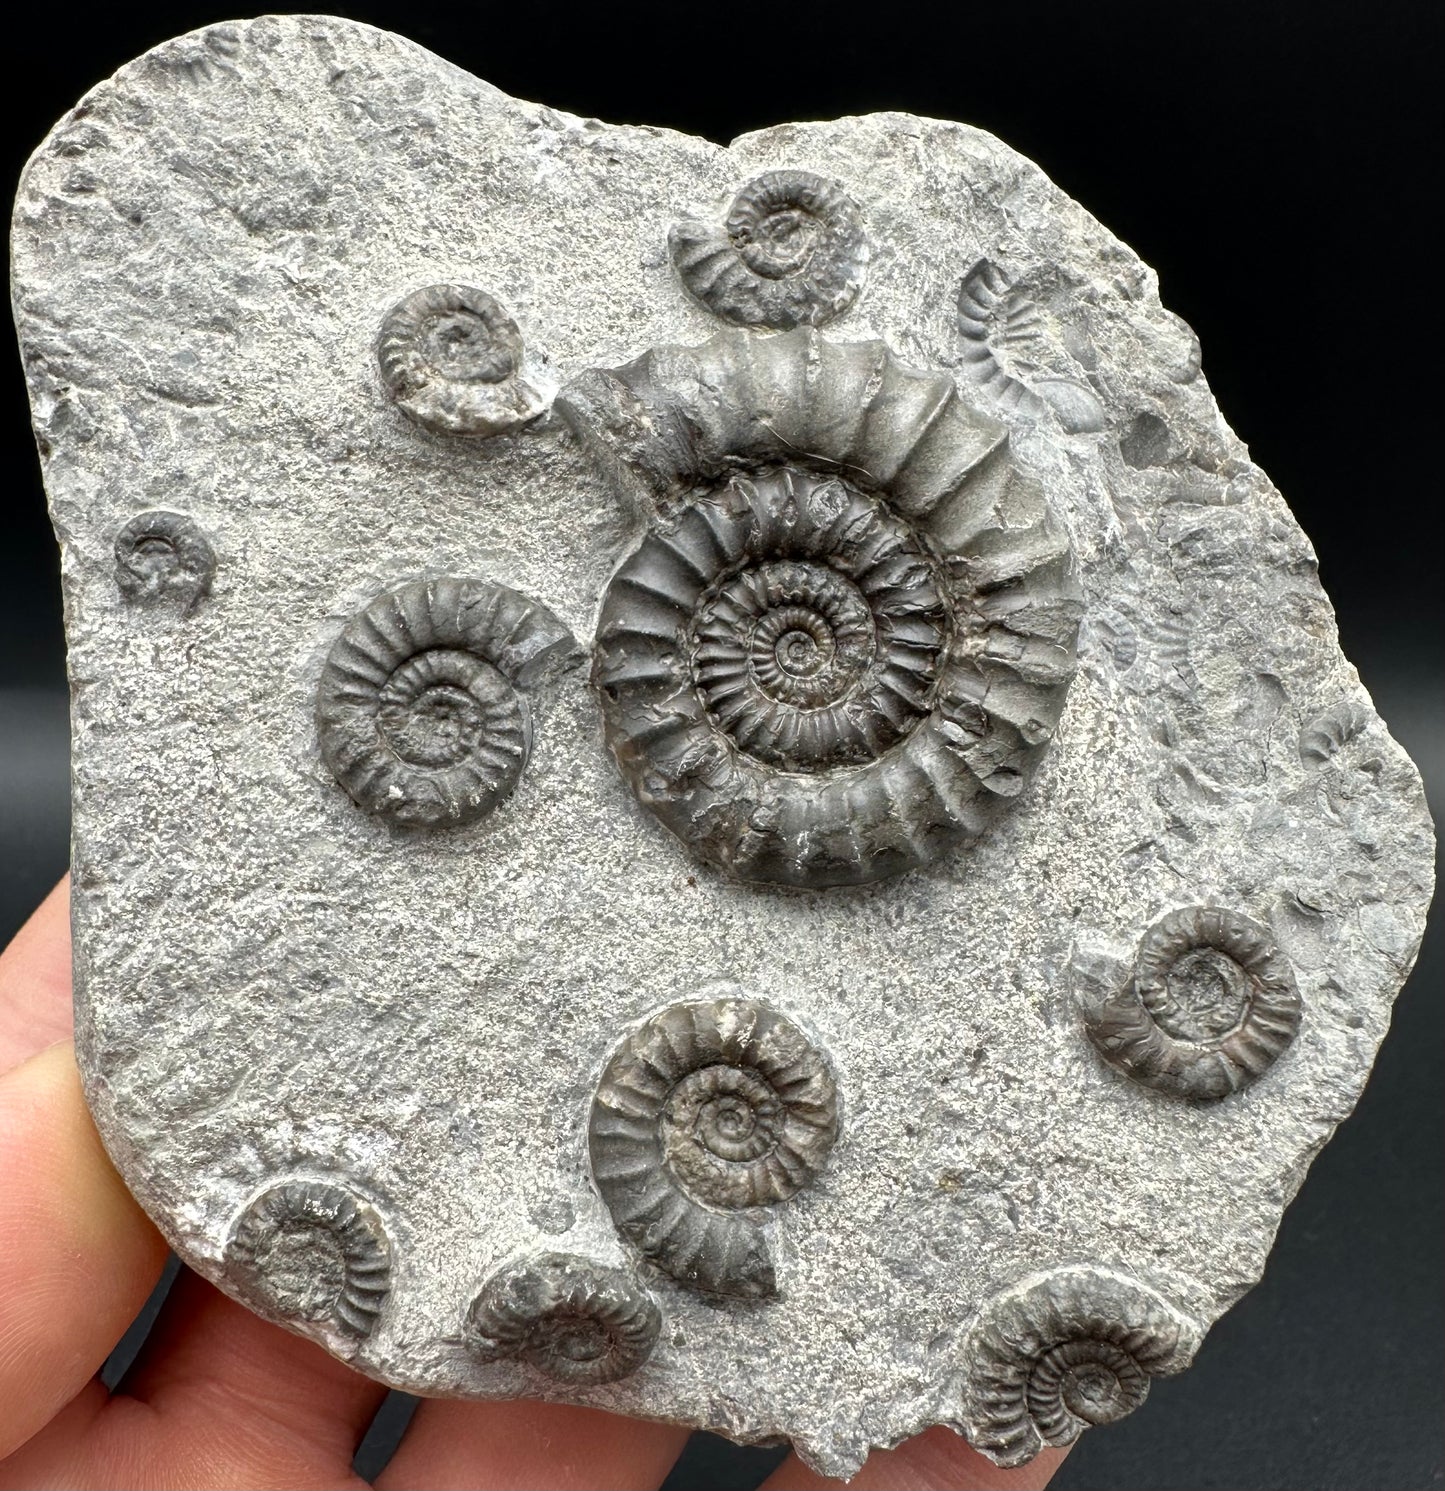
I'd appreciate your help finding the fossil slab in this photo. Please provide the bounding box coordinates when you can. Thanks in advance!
[9,16,1435,1476]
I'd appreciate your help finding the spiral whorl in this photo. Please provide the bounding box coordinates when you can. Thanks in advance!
[588,994,839,1300]
[465,1253,661,1385]
[964,1265,1201,1467]
[114,509,216,611]
[376,283,545,437]
[668,170,869,329]
[1082,906,1301,1101]
[316,577,575,828]
[226,1180,392,1340]
[568,328,1083,887]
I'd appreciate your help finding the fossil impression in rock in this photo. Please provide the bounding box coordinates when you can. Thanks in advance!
[588,992,839,1299]
[10,16,1434,1480]
[962,1265,1202,1466]
[315,577,576,828]
[1076,906,1303,1101]
[566,328,1083,888]
[227,1180,392,1341]
[113,509,216,612]
[956,259,1106,434]
[376,283,547,438]
[669,169,869,329]
[465,1253,661,1384]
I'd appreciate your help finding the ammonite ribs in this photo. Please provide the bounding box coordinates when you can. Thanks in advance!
[13,30,1433,1477]
[669,170,869,330]
[465,1252,661,1385]
[113,509,216,612]
[1081,906,1302,1101]
[963,1265,1202,1468]
[588,994,839,1299]
[377,283,546,437]
[226,1180,392,1340]
[564,327,1084,887]
[315,577,575,829]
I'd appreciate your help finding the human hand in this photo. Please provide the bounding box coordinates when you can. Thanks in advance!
[0,879,1067,1490]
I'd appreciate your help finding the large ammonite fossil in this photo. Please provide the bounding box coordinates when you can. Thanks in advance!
[376,283,546,437]
[464,1252,661,1385]
[962,1265,1202,1468]
[668,170,869,329]
[226,1180,392,1340]
[1081,906,1302,1101]
[562,328,1083,888]
[588,993,839,1300]
[315,577,576,829]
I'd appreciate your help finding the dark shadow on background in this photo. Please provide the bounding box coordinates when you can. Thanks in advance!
[0,690,69,942]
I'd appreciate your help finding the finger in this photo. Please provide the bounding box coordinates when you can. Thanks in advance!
[377,1399,692,1491]
[0,877,73,1073]
[2,1279,385,1491]
[0,1042,168,1459]
[117,1267,390,1469]
[761,1428,1069,1491]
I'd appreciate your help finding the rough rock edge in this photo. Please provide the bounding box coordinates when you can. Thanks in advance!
[9,15,1436,1477]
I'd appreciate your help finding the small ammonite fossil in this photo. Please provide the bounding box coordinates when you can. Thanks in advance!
[315,576,576,829]
[1297,698,1387,836]
[963,1265,1202,1467]
[1298,698,1371,768]
[588,993,839,1300]
[113,509,215,611]
[563,327,1083,888]
[226,1180,391,1339]
[465,1253,661,1385]
[668,170,869,330]
[376,283,546,437]
[956,259,1105,433]
[1079,906,1302,1101]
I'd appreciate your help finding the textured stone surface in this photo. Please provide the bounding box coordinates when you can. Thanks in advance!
[9,16,1435,1476]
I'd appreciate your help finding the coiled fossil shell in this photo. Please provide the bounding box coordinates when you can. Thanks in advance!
[1299,698,1371,767]
[964,1265,1201,1467]
[316,577,575,828]
[114,509,215,611]
[1297,697,1387,836]
[465,1252,661,1385]
[226,1180,391,1338]
[668,170,869,329]
[1079,907,1302,1101]
[588,994,839,1300]
[376,283,546,437]
[957,260,1105,433]
[564,328,1083,888]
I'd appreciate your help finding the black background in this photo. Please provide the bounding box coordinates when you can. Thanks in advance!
[3,4,1441,1488]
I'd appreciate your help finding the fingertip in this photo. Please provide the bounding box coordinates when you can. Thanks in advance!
[761,1426,1069,1490]
[0,877,73,1073]
[376,1398,692,1491]
[0,1041,167,1459]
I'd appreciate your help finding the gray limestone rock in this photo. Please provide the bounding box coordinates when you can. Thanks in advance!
[9,16,1435,1476]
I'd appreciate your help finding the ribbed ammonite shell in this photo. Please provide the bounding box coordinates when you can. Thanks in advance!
[315,577,575,829]
[1082,906,1302,1101]
[588,994,839,1300]
[956,259,1106,434]
[113,509,215,611]
[1298,697,1371,767]
[226,1180,391,1339]
[465,1252,661,1385]
[963,1266,1201,1468]
[668,170,869,329]
[563,328,1083,888]
[376,283,546,437]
